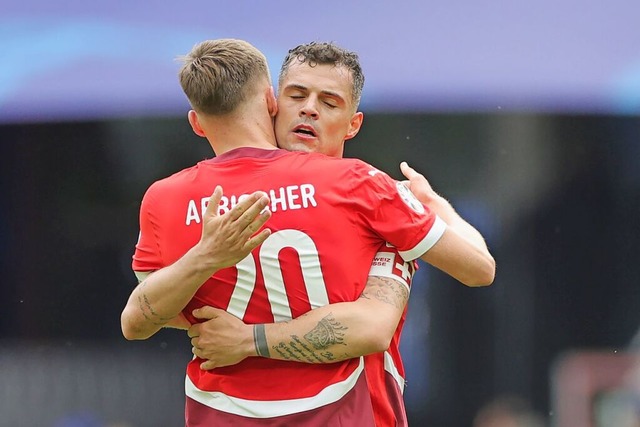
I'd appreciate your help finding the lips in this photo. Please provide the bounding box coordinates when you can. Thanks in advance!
[292,124,317,137]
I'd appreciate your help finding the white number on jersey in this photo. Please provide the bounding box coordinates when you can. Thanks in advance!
[226,230,330,322]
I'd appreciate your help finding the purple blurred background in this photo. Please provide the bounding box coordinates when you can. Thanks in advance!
[2,0,640,123]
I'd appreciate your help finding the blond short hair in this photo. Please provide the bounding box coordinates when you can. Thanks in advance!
[178,39,271,115]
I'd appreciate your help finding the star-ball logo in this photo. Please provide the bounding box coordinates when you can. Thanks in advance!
[396,182,425,214]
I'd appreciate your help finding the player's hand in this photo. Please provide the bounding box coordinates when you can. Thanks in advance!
[399,161,438,205]
[188,306,254,369]
[195,186,271,272]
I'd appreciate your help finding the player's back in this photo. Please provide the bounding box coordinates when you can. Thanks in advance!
[133,147,439,423]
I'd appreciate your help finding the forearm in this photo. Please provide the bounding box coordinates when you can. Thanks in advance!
[418,195,495,286]
[400,161,495,284]
[262,304,384,363]
[419,225,495,286]
[124,188,271,341]
[428,193,489,253]
[121,246,217,340]
[257,276,406,364]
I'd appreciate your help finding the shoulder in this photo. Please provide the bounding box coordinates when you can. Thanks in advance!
[300,153,381,175]
[145,164,200,194]
[140,164,201,208]
[339,158,397,189]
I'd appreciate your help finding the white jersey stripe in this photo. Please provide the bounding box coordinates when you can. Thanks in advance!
[383,351,406,394]
[398,215,447,261]
[185,357,365,418]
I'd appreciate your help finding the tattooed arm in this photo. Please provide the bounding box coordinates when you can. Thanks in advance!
[188,275,409,369]
[129,271,192,331]
[120,188,271,340]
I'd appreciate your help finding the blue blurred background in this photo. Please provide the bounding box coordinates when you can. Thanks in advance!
[1,1,639,426]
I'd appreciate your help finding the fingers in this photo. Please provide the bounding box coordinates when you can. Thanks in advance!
[204,188,270,225]
[187,323,201,339]
[400,161,417,180]
[229,191,270,223]
[203,189,272,249]
[204,186,224,218]
[200,360,216,370]
[243,228,271,252]
[226,193,272,247]
[219,191,272,238]
[236,197,272,238]
[192,306,222,320]
[193,347,220,370]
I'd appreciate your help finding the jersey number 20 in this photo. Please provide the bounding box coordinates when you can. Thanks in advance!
[226,230,330,322]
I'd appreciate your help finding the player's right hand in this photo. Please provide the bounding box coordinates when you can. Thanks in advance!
[195,186,272,272]
[189,306,253,369]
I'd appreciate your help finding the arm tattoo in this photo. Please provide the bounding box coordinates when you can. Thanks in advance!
[304,315,347,348]
[266,276,409,364]
[271,313,350,363]
[360,276,409,309]
[136,282,173,326]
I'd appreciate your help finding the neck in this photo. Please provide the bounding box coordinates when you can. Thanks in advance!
[201,94,279,156]
[207,119,278,156]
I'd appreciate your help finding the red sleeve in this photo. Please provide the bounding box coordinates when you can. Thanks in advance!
[131,183,163,273]
[348,161,446,261]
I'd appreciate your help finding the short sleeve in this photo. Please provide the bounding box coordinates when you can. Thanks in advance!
[131,184,163,273]
[348,161,446,261]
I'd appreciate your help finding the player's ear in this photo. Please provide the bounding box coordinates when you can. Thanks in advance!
[344,112,364,141]
[188,110,207,137]
[266,86,278,118]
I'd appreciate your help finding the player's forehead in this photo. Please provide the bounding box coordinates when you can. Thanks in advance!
[280,62,353,98]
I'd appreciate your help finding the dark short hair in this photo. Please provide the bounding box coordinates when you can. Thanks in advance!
[278,42,365,109]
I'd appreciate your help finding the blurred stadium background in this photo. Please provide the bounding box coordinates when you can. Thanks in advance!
[1,1,639,426]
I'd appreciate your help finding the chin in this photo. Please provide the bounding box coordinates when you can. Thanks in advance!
[283,140,315,153]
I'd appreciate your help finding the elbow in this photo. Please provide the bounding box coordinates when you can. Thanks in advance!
[350,300,398,354]
[372,335,393,353]
[367,323,395,353]
[121,327,143,341]
[368,335,392,354]
[120,309,151,341]
[463,255,496,287]
[121,329,138,341]
[121,324,150,341]
[465,274,494,288]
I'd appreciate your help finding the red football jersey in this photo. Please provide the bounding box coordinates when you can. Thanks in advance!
[365,245,417,427]
[132,147,445,424]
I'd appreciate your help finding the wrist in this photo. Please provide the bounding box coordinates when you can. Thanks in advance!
[187,243,223,276]
[253,324,271,358]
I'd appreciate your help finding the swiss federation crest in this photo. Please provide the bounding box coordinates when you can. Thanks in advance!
[396,182,425,214]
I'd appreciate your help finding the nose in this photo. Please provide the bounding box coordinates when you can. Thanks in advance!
[299,97,319,119]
